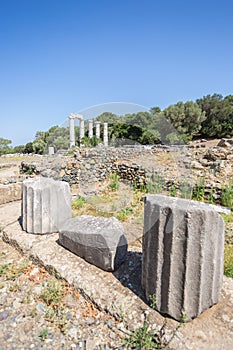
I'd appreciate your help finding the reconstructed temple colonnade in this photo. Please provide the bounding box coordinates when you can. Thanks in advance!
[69,113,108,148]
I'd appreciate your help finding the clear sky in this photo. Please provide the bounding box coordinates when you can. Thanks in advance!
[0,0,233,145]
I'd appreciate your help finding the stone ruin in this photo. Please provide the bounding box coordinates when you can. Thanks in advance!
[142,194,224,321]
[21,177,225,321]
[22,177,127,272]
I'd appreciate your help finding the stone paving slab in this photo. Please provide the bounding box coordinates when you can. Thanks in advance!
[0,201,233,349]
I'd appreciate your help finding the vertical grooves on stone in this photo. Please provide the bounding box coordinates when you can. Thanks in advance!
[212,215,224,303]
[27,186,33,233]
[160,208,173,313]
[39,189,42,233]
[22,183,26,230]
[181,216,188,317]
[196,213,204,316]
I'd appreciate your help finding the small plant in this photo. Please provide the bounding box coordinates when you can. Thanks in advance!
[109,172,120,191]
[192,177,205,201]
[221,183,233,209]
[207,186,215,204]
[224,243,233,278]
[179,181,192,199]
[123,321,163,349]
[180,311,188,323]
[0,260,29,280]
[168,183,177,197]
[72,196,86,210]
[39,279,65,306]
[149,294,157,310]
[39,329,48,341]
[146,173,164,194]
[39,278,68,331]
[116,207,133,221]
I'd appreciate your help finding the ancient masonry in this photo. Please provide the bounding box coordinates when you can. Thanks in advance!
[22,177,72,234]
[20,177,225,321]
[142,194,224,321]
[69,113,108,148]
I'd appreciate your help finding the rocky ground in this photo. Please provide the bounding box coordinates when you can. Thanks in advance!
[0,239,126,350]
[0,141,233,349]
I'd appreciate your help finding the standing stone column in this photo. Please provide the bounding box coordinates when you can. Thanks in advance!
[142,194,224,321]
[79,119,85,140]
[103,122,108,146]
[88,120,93,138]
[22,177,72,234]
[69,115,75,148]
[95,121,101,139]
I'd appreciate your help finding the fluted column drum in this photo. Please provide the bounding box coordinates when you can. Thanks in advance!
[142,194,224,321]
[22,177,72,234]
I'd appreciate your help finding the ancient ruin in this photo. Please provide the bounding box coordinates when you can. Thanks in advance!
[22,177,72,234]
[59,215,128,271]
[69,113,108,148]
[142,194,225,321]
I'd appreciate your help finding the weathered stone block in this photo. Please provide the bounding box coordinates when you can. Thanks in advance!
[59,216,128,271]
[22,177,71,234]
[142,194,224,321]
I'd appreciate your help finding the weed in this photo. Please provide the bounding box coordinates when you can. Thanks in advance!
[221,183,233,209]
[168,183,177,197]
[179,181,192,199]
[123,321,163,349]
[149,294,157,310]
[192,177,205,201]
[39,279,65,306]
[39,329,48,341]
[224,243,233,278]
[116,207,133,221]
[39,278,68,331]
[72,196,86,210]
[109,173,120,191]
[180,311,188,323]
[207,186,215,204]
[221,212,233,224]
[0,260,29,280]
[146,173,164,194]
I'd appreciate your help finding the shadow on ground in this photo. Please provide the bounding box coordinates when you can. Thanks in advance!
[113,250,148,303]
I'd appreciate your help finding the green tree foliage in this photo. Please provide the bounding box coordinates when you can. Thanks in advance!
[24,142,34,154]
[0,137,12,155]
[12,145,25,153]
[163,101,206,141]
[197,94,233,138]
[96,112,120,124]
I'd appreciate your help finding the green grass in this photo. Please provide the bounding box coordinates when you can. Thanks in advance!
[224,244,233,278]
[123,322,163,349]
[72,196,86,210]
[39,329,48,341]
[0,261,29,280]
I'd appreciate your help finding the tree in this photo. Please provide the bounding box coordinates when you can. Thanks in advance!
[163,101,206,141]
[96,112,120,124]
[0,137,12,155]
[12,145,25,153]
[33,139,46,154]
[197,94,233,138]
[24,142,34,154]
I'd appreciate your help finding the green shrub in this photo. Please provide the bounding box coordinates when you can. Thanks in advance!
[221,183,233,209]
[192,177,205,201]
[109,173,120,191]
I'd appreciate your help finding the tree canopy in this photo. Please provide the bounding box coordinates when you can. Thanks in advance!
[1,93,233,155]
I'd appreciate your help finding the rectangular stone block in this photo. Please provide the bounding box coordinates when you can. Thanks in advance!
[22,177,72,234]
[142,194,224,321]
[59,215,128,271]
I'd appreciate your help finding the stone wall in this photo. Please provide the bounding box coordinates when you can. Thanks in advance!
[17,144,233,204]
[0,183,22,205]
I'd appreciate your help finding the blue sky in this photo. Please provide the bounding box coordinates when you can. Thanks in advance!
[0,0,233,145]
